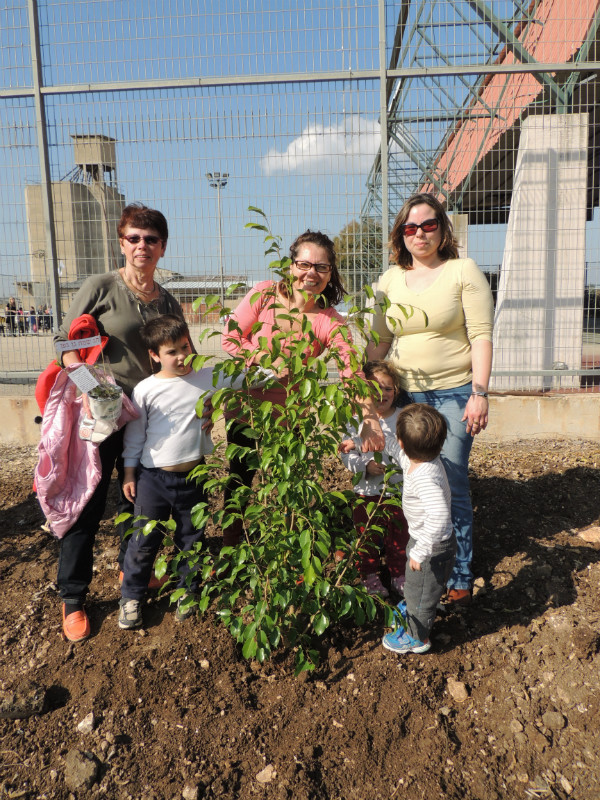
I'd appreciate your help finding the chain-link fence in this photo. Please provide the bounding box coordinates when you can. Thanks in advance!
[1,0,599,394]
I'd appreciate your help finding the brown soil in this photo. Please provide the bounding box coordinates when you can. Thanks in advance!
[1,439,600,800]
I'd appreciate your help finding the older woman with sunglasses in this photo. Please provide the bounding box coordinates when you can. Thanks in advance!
[367,193,494,606]
[54,203,185,642]
[221,229,385,546]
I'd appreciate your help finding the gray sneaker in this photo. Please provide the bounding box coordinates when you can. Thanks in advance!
[174,594,196,623]
[118,598,143,629]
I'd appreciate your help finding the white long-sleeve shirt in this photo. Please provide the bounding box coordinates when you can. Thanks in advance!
[340,408,403,496]
[390,444,453,564]
[122,368,221,469]
[123,366,274,469]
[382,439,452,564]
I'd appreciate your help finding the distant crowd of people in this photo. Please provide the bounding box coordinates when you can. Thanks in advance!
[0,298,54,336]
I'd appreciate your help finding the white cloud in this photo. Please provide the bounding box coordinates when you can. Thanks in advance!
[260,116,380,176]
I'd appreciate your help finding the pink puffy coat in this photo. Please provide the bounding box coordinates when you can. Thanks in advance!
[35,366,138,539]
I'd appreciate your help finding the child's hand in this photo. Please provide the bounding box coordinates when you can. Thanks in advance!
[339,438,356,454]
[366,459,385,476]
[123,480,136,503]
[409,557,422,572]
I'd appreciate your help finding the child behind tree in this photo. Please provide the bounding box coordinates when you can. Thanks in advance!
[340,360,409,598]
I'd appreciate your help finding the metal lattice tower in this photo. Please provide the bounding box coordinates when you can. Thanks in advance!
[362,0,600,225]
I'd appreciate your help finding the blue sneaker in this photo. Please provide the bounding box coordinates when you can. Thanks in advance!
[393,599,407,624]
[382,628,431,654]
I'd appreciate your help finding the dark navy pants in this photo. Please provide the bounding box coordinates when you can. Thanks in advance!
[120,464,206,600]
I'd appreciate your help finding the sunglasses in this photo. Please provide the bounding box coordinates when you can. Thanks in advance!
[293,260,332,274]
[122,234,163,246]
[400,218,439,237]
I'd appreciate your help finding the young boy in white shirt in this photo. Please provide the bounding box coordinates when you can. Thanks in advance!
[118,314,226,629]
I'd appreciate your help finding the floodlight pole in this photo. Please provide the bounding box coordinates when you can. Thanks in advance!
[205,171,229,307]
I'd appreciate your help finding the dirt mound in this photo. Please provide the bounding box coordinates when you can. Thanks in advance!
[1,439,599,799]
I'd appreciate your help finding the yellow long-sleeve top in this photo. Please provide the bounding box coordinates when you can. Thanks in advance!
[371,258,494,392]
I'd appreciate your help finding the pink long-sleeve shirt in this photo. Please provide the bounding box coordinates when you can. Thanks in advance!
[221,280,360,408]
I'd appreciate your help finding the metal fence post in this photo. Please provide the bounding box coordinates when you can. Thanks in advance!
[379,0,390,271]
[27,0,62,333]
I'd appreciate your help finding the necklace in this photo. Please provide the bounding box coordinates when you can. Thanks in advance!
[122,270,158,298]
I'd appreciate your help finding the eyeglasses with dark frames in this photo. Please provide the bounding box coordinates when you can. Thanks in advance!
[400,218,439,237]
[122,234,163,246]
[293,260,332,274]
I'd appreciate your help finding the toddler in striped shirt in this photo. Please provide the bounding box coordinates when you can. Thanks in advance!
[342,402,455,654]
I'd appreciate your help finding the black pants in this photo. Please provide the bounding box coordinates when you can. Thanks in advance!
[222,422,257,546]
[57,428,132,603]
[120,464,206,599]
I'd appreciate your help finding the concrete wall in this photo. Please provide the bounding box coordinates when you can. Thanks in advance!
[3,394,599,447]
[491,113,588,391]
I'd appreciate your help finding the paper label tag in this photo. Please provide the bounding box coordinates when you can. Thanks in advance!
[79,419,96,440]
[56,336,102,352]
[69,365,101,394]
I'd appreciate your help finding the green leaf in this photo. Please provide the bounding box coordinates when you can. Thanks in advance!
[299,378,312,400]
[198,595,211,613]
[244,222,269,232]
[313,611,330,636]
[299,528,311,551]
[318,404,335,425]
[314,539,329,560]
[154,554,168,579]
[339,597,352,616]
[304,563,316,586]
[242,637,258,659]
[247,206,267,218]
[142,520,158,536]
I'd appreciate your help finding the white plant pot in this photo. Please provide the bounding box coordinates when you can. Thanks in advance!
[88,387,123,422]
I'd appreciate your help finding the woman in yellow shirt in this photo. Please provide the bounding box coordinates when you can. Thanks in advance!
[367,193,494,605]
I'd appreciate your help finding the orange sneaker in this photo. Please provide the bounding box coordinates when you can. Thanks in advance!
[62,604,90,642]
[118,571,169,590]
[446,588,472,607]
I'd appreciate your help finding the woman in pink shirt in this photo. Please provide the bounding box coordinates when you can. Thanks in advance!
[221,229,384,545]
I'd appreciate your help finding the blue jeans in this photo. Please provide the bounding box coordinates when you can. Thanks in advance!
[407,382,474,590]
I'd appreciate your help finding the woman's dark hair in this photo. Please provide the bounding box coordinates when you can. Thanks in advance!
[140,314,189,354]
[396,403,447,461]
[118,203,169,242]
[389,193,459,269]
[279,229,346,307]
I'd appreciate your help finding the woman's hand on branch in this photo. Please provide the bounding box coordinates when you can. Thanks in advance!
[248,351,289,380]
[360,416,385,452]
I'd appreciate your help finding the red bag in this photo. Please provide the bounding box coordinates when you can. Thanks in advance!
[35,314,108,415]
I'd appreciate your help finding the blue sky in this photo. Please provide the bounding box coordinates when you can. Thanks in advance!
[1,0,599,300]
